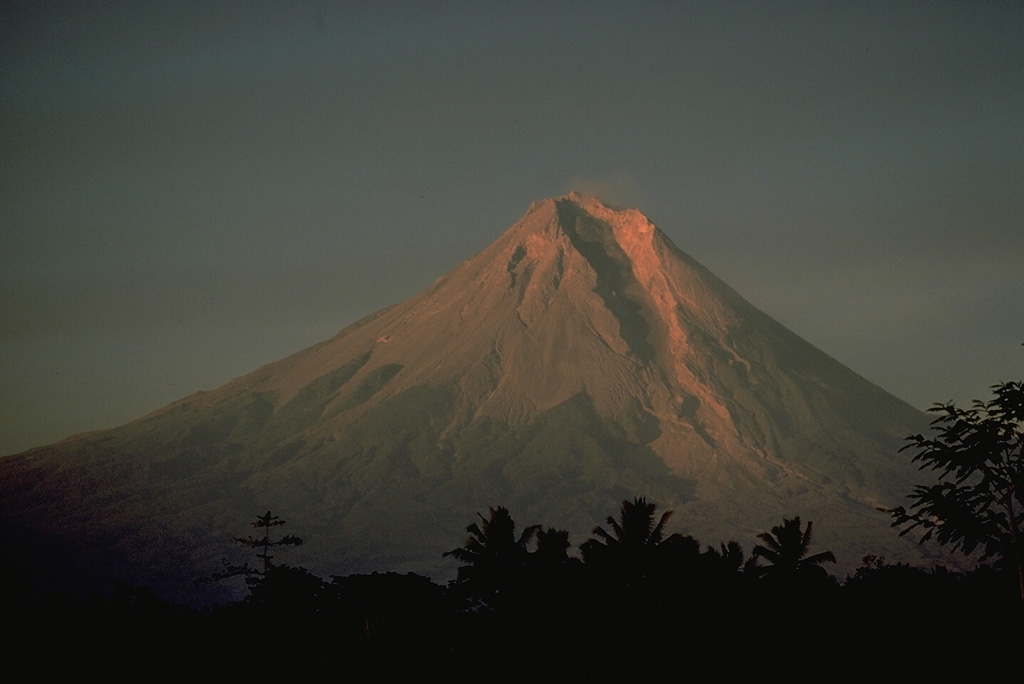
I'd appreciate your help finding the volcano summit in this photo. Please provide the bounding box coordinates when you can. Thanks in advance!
[1,193,936,602]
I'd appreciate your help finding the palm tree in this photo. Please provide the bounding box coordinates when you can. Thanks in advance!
[750,517,836,583]
[444,506,541,591]
[580,497,685,580]
[703,540,746,574]
[578,497,695,635]
[527,527,580,604]
[534,527,573,565]
[587,497,677,551]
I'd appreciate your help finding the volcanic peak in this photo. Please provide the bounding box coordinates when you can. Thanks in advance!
[560,191,655,236]
[533,193,742,363]
[0,192,938,602]
[520,192,657,248]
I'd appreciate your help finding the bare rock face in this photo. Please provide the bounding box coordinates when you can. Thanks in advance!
[0,193,937,604]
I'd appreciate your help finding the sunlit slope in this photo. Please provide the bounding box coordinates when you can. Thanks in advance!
[0,193,935,603]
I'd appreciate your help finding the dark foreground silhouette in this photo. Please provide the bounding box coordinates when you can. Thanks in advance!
[7,501,1021,676]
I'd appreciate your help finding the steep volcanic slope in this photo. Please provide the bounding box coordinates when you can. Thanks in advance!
[1,193,936,603]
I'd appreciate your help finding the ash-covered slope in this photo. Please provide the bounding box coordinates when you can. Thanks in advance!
[1,193,935,603]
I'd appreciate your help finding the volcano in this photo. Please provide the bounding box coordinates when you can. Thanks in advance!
[1,193,937,603]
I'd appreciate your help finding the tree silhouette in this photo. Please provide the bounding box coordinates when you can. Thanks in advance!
[890,378,1024,601]
[533,527,573,566]
[703,540,746,574]
[576,497,703,658]
[750,517,836,584]
[585,497,678,553]
[201,510,303,590]
[244,564,325,618]
[238,511,304,576]
[444,506,541,600]
[580,497,686,585]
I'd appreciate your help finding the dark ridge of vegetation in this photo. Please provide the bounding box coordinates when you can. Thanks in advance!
[7,501,1020,675]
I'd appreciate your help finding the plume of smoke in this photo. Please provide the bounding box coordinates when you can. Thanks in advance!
[565,173,645,209]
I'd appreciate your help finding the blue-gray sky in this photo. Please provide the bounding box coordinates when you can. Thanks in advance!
[2,1,1022,456]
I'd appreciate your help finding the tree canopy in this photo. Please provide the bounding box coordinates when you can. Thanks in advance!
[443,506,541,596]
[750,516,836,583]
[891,378,1024,601]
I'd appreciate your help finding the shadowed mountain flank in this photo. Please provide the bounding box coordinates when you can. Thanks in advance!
[0,193,936,604]
[555,198,655,363]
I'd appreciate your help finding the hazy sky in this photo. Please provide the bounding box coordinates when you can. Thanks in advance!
[2,1,1022,456]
